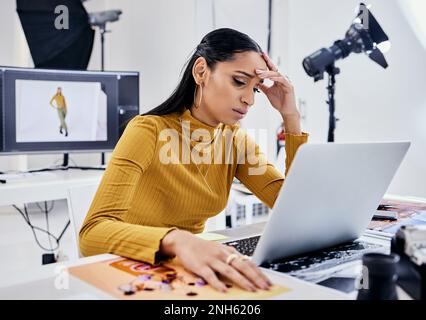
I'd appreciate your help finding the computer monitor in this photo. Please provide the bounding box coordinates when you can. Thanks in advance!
[0,67,139,154]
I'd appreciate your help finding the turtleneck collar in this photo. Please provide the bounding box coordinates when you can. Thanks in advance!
[179,108,223,134]
[179,109,224,145]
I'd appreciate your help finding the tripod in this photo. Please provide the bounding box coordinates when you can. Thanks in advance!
[88,9,122,165]
[60,26,109,166]
[99,23,109,165]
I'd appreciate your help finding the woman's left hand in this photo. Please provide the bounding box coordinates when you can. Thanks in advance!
[256,52,299,117]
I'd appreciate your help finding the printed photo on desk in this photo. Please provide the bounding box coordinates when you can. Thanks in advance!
[368,199,426,234]
[69,257,289,300]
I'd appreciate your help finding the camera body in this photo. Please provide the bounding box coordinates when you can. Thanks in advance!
[391,225,426,300]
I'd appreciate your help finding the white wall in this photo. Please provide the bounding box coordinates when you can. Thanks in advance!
[0,0,32,171]
[284,0,426,197]
[1,0,425,197]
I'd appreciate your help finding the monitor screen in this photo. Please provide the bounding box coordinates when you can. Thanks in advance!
[0,67,139,154]
[15,79,107,142]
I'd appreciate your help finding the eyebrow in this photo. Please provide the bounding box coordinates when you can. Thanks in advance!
[235,70,264,83]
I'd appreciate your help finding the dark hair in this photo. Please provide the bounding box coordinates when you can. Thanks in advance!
[143,28,262,116]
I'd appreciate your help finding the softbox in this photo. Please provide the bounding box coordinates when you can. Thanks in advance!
[16,0,94,70]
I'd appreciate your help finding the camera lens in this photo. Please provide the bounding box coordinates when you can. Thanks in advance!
[363,252,400,275]
[357,253,400,300]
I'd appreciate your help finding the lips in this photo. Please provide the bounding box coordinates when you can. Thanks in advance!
[232,108,248,115]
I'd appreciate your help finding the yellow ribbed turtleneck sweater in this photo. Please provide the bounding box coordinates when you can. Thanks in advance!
[79,109,309,264]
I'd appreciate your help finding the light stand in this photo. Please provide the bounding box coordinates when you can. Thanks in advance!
[302,3,390,142]
[88,9,122,165]
[100,25,107,72]
[99,24,107,165]
[325,64,340,142]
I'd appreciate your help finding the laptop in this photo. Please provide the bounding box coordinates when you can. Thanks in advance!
[224,141,410,267]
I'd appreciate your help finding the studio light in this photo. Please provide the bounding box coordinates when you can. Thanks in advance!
[303,3,390,82]
[301,3,390,142]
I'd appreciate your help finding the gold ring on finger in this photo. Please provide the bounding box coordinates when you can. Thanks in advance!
[225,253,240,265]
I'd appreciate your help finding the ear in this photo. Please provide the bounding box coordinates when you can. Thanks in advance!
[192,57,209,86]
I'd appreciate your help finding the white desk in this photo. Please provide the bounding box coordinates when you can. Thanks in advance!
[0,220,415,299]
[0,253,116,300]
[0,169,104,206]
[0,253,348,300]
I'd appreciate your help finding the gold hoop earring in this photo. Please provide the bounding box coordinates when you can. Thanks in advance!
[193,86,198,108]
[194,84,203,109]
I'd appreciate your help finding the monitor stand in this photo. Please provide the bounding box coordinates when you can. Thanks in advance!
[62,153,69,167]
[0,154,106,182]
[63,152,105,171]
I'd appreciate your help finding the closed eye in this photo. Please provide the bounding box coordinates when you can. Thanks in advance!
[233,78,260,93]
[233,78,246,86]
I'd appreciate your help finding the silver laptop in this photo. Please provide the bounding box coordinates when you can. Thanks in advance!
[231,142,410,266]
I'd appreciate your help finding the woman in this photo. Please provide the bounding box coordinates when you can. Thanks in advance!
[49,87,68,137]
[80,28,308,293]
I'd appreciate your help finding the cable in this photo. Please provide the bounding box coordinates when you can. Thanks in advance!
[53,156,78,167]
[0,165,105,176]
[44,201,53,251]
[211,0,216,29]
[0,156,104,176]
[57,220,71,243]
[267,0,273,55]
[30,201,56,250]
[12,201,69,253]
[36,200,55,213]
[13,204,60,252]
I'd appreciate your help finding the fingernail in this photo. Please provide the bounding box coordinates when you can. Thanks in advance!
[259,281,268,290]
[246,284,256,292]
[255,69,264,74]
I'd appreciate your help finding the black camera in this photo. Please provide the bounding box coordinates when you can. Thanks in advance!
[391,225,426,300]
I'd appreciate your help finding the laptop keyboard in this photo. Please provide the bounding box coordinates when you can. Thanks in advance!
[262,240,385,282]
[224,236,261,256]
[224,236,385,283]
[262,241,382,271]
